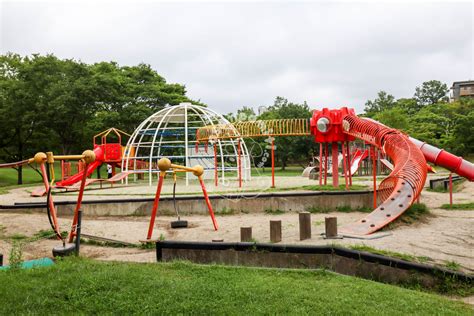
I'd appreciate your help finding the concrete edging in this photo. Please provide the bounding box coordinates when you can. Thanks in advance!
[155,241,473,287]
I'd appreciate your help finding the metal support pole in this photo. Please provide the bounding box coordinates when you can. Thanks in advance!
[75,209,82,255]
[214,143,218,187]
[373,146,377,209]
[331,142,339,188]
[342,142,349,190]
[61,160,65,182]
[40,163,59,235]
[147,172,166,240]
[324,143,328,185]
[198,176,218,230]
[68,162,90,243]
[318,143,323,186]
[238,139,242,188]
[449,172,453,207]
[271,139,275,188]
[346,141,352,186]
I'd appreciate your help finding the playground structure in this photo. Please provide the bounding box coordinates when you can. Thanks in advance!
[302,147,372,180]
[0,150,97,255]
[196,107,474,235]
[1,103,472,244]
[122,103,251,186]
[31,128,131,196]
[146,157,217,240]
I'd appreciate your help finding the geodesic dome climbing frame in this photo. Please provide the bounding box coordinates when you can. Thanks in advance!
[122,103,251,185]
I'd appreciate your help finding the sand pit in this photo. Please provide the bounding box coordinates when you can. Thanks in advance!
[0,176,472,273]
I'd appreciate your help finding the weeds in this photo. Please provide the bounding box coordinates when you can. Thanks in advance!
[264,208,285,215]
[216,207,236,216]
[444,261,461,271]
[79,238,133,248]
[440,202,474,210]
[397,203,430,224]
[349,244,432,264]
[302,184,368,191]
[427,179,465,193]
[305,205,372,213]
[8,240,24,270]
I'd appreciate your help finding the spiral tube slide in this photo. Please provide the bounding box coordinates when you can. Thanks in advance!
[339,115,428,235]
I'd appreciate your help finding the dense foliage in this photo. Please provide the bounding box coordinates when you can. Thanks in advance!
[364,81,473,156]
[0,53,200,183]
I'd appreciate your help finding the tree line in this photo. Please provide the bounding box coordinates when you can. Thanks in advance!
[1,53,472,182]
[0,53,201,183]
[363,80,473,156]
[227,80,473,169]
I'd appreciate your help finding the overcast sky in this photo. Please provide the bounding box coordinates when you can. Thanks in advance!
[1,0,473,114]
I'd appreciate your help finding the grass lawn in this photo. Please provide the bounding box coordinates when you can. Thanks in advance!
[440,202,474,210]
[0,166,45,187]
[0,258,470,315]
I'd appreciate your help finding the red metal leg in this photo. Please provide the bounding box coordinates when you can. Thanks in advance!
[449,172,453,207]
[214,143,218,187]
[324,143,328,185]
[68,162,90,243]
[238,139,242,188]
[331,142,339,188]
[199,176,218,230]
[40,163,60,237]
[318,143,323,185]
[271,139,275,188]
[342,142,349,190]
[373,146,377,209]
[147,172,165,240]
[346,141,352,186]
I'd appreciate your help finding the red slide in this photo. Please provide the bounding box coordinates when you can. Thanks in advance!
[55,146,104,187]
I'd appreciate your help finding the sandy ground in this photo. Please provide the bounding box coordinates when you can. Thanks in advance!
[0,175,472,273]
[0,174,377,205]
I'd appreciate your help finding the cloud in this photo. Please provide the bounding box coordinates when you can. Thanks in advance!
[1,1,472,114]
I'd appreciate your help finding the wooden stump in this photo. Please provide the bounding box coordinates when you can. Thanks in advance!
[325,217,338,238]
[299,212,311,240]
[270,220,282,243]
[240,227,252,242]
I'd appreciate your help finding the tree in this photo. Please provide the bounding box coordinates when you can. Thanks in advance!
[0,53,200,183]
[258,97,315,170]
[0,54,57,184]
[414,80,448,106]
[235,106,256,121]
[394,98,418,115]
[372,107,409,131]
[364,91,396,117]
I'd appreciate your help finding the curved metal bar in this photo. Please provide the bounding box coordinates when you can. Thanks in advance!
[0,159,31,168]
[339,115,427,235]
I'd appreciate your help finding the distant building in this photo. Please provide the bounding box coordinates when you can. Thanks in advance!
[450,80,474,101]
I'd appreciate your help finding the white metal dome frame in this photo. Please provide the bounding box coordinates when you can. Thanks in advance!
[122,103,251,185]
